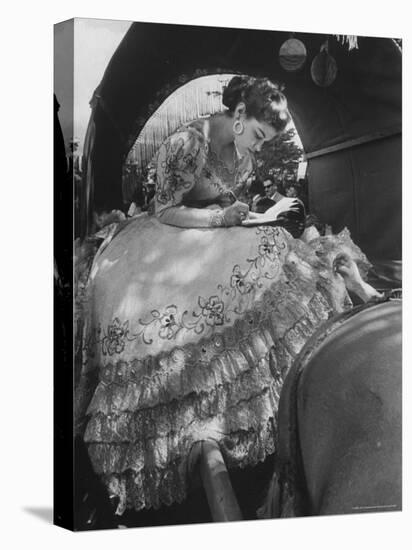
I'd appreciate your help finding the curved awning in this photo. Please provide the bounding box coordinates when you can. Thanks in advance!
[82,23,401,260]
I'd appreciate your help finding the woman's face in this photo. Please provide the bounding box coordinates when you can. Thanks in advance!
[233,104,278,157]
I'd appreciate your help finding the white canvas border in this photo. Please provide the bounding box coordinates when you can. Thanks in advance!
[1,1,410,548]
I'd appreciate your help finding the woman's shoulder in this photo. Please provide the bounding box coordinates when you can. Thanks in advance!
[169,119,209,151]
[158,121,209,172]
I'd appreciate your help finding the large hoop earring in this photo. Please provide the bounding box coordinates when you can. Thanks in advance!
[233,120,244,135]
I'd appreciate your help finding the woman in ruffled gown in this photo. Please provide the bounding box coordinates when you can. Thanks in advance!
[75,76,377,516]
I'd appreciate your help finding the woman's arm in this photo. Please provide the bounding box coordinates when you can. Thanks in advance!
[157,203,226,227]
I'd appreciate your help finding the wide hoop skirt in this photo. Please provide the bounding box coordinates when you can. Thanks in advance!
[75,214,368,513]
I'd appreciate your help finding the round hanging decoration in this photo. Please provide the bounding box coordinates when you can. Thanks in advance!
[311,41,338,86]
[279,38,307,71]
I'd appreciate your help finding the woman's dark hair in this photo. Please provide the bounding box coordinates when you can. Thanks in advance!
[222,75,291,132]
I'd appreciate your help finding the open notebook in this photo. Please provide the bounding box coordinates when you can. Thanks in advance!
[242,197,302,226]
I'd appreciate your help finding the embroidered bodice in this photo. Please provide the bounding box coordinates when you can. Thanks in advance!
[153,119,253,227]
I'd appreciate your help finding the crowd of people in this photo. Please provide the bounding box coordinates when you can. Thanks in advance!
[121,163,156,215]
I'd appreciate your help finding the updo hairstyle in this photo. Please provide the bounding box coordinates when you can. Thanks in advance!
[222,75,291,132]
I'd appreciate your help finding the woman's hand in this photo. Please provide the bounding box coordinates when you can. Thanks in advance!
[333,252,383,303]
[222,201,250,226]
[333,253,364,291]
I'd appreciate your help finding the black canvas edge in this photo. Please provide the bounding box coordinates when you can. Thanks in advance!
[53,18,75,531]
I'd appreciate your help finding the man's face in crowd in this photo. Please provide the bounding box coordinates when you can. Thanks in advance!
[264,179,277,197]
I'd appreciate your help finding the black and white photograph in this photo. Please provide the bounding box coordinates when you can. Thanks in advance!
[54,16,402,530]
[2,1,410,548]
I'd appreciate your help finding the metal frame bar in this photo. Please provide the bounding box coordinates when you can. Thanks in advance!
[306,126,401,160]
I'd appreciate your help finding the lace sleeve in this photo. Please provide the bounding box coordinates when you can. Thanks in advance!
[154,129,225,227]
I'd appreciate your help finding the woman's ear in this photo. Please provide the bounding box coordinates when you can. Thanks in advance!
[234,102,247,119]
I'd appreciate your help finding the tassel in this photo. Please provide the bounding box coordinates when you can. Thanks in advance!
[336,34,358,50]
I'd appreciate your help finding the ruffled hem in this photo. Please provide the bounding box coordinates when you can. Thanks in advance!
[83,289,336,512]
